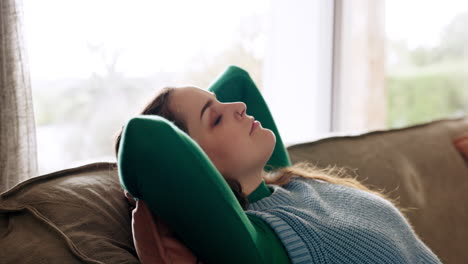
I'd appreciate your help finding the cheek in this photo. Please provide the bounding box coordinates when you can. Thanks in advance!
[207,130,249,158]
[221,127,251,147]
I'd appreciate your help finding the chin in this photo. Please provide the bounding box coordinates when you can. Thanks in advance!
[264,128,276,141]
[263,128,277,156]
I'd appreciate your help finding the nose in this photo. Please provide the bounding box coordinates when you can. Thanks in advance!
[235,102,247,119]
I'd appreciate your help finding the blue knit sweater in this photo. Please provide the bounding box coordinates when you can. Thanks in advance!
[245,177,442,264]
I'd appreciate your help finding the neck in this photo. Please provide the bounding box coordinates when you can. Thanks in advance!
[238,170,265,197]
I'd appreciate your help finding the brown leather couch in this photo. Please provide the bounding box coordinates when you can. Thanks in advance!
[1,116,467,263]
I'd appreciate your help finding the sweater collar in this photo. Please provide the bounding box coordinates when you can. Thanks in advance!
[247,179,272,203]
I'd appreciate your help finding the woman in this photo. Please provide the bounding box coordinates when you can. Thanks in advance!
[115,67,442,264]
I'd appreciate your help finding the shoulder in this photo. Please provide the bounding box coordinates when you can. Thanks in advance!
[280,176,330,189]
[285,176,395,207]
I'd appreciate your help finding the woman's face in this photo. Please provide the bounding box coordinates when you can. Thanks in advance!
[169,87,276,179]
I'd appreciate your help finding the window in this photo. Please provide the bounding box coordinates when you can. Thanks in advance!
[386,1,468,128]
[23,0,334,174]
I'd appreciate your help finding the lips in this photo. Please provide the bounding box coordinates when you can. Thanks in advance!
[250,119,255,135]
[250,118,258,135]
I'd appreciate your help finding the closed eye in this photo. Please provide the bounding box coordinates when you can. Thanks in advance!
[214,115,222,126]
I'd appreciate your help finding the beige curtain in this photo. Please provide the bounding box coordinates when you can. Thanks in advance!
[0,0,38,193]
[332,0,387,132]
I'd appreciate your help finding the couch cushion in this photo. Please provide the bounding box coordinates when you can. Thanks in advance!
[286,115,468,264]
[0,162,138,264]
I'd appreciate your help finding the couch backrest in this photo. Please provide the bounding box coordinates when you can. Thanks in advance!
[1,116,467,264]
[0,163,139,264]
[287,116,468,264]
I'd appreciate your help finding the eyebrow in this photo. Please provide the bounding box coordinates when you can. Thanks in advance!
[200,92,217,121]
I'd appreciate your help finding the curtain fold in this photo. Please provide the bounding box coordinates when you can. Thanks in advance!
[331,0,387,132]
[0,0,38,193]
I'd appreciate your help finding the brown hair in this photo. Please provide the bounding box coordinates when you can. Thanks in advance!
[113,86,409,219]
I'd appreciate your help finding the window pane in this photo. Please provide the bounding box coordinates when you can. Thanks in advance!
[23,0,333,175]
[386,1,468,128]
